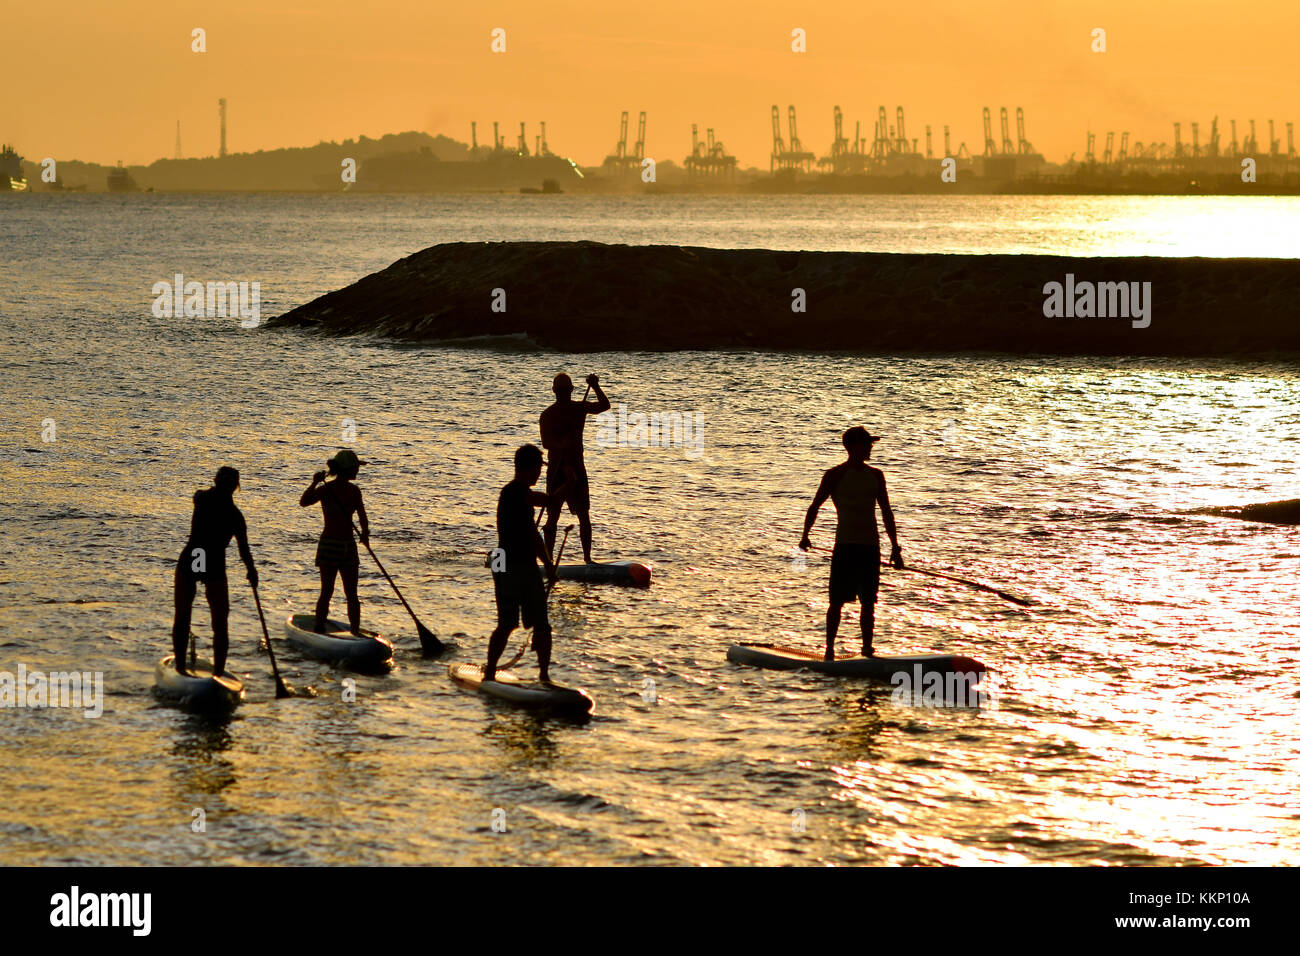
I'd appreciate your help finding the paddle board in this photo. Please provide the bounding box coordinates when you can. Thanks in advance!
[726,642,987,681]
[556,560,651,587]
[284,613,394,671]
[448,661,594,719]
[153,655,245,714]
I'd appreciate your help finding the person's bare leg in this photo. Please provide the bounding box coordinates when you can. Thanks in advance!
[860,599,875,657]
[341,564,361,634]
[576,509,593,563]
[543,503,561,558]
[825,602,843,661]
[534,624,553,683]
[172,568,196,670]
[315,567,336,633]
[484,624,512,682]
[207,576,230,675]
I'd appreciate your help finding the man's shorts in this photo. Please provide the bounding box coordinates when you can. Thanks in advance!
[546,461,591,513]
[493,565,549,631]
[829,543,881,605]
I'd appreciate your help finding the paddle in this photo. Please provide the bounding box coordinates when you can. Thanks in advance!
[808,545,1033,607]
[904,565,1033,607]
[501,523,572,671]
[250,580,292,699]
[546,523,574,597]
[354,521,445,656]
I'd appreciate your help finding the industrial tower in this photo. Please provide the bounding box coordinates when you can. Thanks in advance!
[218,98,227,158]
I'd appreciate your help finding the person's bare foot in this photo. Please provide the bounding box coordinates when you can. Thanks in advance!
[483,667,497,682]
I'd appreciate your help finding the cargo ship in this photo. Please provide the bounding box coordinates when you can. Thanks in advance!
[1,144,27,191]
[358,147,583,192]
[107,161,139,192]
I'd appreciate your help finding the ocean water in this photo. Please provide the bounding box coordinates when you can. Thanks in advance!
[1,193,1298,865]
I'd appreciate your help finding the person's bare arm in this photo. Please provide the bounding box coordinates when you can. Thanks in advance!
[800,468,837,550]
[300,471,326,507]
[533,525,557,581]
[234,510,258,585]
[355,488,369,544]
[539,409,554,449]
[876,471,903,567]
[585,374,611,415]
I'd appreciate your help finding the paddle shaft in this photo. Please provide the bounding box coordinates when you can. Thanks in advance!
[546,524,572,598]
[250,580,292,698]
[807,545,1031,606]
[353,522,444,654]
[905,565,1033,606]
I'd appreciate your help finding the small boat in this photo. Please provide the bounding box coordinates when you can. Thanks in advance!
[726,642,987,681]
[284,614,394,671]
[448,662,594,720]
[153,655,245,714]
[1,144,27,192]
[556,560,651,587]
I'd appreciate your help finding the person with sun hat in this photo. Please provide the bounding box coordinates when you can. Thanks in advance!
[300,449,370,635]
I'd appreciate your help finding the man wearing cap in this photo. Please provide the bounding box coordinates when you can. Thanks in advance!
[799,427,903,660]
[300,449,369,635]
[539,372,610,564]
[172,466,258,675]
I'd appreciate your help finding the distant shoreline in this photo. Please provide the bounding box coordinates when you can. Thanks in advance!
[267,241,1300,357]
[12,181,1300,197]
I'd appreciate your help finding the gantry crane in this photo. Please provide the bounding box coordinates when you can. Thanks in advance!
[1000,107,1015,154]
[982,107,997,157]
[770,105,786,171]
[1015,107,1034,154]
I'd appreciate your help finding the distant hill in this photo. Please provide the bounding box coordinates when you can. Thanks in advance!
[23,132,471,192]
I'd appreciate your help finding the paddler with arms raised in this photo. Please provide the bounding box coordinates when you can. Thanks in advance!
[171,466,257,675]
[539,372,610,564]
[799,427,903,661]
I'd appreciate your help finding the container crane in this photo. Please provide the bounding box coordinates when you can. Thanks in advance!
[1000,107,1015,154]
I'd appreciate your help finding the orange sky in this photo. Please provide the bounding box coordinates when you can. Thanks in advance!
[7,1,1299,167]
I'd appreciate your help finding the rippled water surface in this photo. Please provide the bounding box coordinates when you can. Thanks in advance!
[2,194,1298,865]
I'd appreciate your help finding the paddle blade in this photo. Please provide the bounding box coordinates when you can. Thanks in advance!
[417,621,446,657]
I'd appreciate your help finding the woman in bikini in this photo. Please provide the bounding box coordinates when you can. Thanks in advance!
[300,449,369,635]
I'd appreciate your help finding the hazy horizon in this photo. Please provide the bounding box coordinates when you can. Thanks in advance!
[8,1,1299,167]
